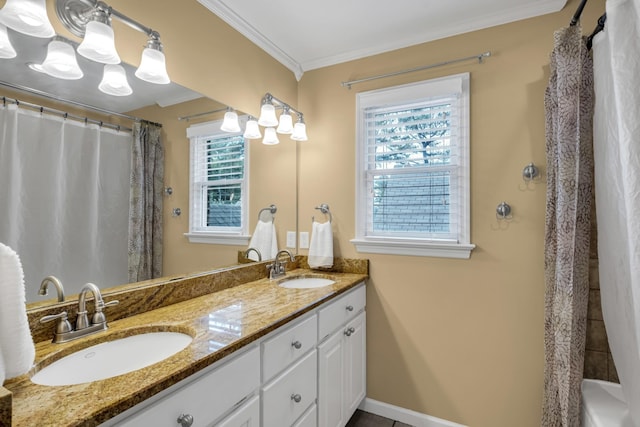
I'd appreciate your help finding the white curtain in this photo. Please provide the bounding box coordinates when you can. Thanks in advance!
[592,0,640,425]
[0,104,132,300]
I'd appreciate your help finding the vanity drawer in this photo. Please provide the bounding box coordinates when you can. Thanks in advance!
[318,284,365,340]
[292,403,317,427]
[262,349,317,427]
[263,313,317,382]
[117,346,260,427]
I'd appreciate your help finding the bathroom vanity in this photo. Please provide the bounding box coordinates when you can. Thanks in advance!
[2,259,368,427]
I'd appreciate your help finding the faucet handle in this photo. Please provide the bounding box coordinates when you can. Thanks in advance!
[40,311,73,334]
[92,299,119,324]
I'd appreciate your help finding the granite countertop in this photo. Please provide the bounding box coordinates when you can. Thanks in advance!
[3,267,367,427]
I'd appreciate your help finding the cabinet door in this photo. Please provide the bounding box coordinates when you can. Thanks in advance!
[317,328,345,427]
[344,311,366,421]
[215,395,260,427]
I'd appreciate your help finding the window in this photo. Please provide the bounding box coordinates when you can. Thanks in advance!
[185,118,250,245]
[351,73,475,259]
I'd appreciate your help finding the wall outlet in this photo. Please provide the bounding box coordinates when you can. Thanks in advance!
[299,232,310,249]
[286,231,296,248]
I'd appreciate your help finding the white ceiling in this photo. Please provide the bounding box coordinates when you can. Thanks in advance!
[199,0,568,80]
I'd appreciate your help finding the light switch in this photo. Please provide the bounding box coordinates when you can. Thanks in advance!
[286,231,296,248]
[299,232,310,249]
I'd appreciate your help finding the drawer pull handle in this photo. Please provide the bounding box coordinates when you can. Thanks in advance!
[291,340,302,349]
[177,413,194,427]
[344,327,356,337]
[291,393,302,403]
[346,305,354,312]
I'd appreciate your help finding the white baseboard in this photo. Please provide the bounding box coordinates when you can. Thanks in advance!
[358,397,467,427]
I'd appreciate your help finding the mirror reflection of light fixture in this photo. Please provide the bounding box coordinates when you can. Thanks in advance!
[41,39,84,80]
[77,9,121,65]
[291,115,308,141]
[276,107,293,134]
[262,127,279,145]
[258,96,278,127]
[220,107,241,133]
[98,64,132,96]
[0,24,17,58]
[243,117,261,139]
[0,0,55,38]
[135,34,170,84]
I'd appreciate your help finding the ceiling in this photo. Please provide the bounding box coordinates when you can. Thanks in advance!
[199,0,568,80]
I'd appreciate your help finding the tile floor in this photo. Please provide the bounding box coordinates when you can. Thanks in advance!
[346,410,414,427]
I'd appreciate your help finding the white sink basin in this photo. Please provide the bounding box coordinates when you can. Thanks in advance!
[31,331,192,386]
[279,276,335,289]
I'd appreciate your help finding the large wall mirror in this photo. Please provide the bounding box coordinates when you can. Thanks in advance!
[0,29,297,303]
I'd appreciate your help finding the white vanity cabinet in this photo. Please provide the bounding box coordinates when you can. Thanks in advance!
[318,286,367,427]
[215,395,260,427]
[112,346,260,427]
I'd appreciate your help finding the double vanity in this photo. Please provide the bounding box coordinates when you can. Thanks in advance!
[1,257,368,427]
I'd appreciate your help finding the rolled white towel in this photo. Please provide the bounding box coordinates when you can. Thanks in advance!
[308,220,333,269]
[248,220,278,261]
[0,243,35,384]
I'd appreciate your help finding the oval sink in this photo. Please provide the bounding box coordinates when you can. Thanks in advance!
[279,276,335,289]
[31,331,192,386]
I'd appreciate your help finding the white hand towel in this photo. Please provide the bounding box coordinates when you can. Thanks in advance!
[248,220,278,261]
[308,220,333,269]
[0,243,35,384]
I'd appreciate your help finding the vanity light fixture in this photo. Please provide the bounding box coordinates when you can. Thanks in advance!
[134,33,170,84]
[262,127,280,145]
[276,106,293,134]
[41,39,84,80]
[76,8,120,64]
[0,24,17,58]
[220,107,241,132]
[98,63,132,96]
[291,114,308,141]
[243,116,261,139]
[0,0,55,38]
[258,95,278,127]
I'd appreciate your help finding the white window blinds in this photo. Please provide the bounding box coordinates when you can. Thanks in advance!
[353,73,474,258]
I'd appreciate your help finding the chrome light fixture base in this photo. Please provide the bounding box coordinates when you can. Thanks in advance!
[56,0,99,37]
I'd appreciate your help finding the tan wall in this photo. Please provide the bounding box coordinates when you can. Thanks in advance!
[296,0,605,425]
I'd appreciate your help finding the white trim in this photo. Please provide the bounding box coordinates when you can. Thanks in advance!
[350,239,475,259]
[185,232,250,246]
[197,0,565,76]
[359,398,467,427]
[196,0,304,80]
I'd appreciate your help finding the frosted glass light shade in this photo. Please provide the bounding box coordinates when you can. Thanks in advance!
[0,0,55,38]
[258,103,278,127]
[291,122,308,141]
[99,64,132,96]
[276,112,293,134]
[77,20,121,64]
[0,24,16,58]
[243,118,261,139]
[135,47,170,84]
[220,110,241,133]
[262,127,279,145]
[41,40,83,80]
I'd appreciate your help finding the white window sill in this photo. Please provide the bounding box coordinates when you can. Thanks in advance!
[350,238,475,259]
[185,232,251,246]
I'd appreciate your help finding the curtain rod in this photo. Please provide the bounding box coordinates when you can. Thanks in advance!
[0,80,161,127]
[177,107,228,121]
[570,0,588,26]
[340,51,491,89]
[1,96,132,132]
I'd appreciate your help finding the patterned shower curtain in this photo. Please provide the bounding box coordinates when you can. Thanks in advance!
[128,120,164,282]
[542,25,594,427]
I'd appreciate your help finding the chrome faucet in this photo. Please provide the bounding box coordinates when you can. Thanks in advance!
[244,247,262,261]
[38,276,65,302]
[267,249,295,279]
[40,282,119,344]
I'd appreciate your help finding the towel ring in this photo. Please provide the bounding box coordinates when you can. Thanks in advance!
[258,204,277,223]
[313,203,332,223]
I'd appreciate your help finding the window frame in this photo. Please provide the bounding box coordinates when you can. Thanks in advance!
[184,117,251,245]
[351,73,475,259]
